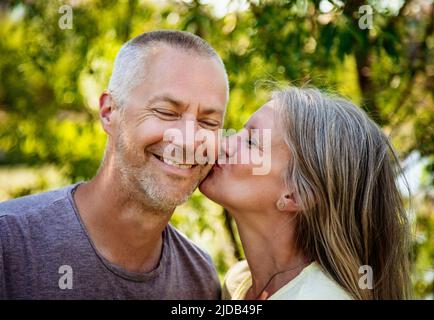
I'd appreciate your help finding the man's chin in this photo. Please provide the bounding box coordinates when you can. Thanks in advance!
[139,192,188,212]
[143,184,197,207]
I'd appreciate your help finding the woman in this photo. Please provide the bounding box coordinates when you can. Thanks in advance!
[200,86,412,300]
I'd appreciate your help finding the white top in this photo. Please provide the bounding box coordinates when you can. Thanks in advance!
[222,260,353,300]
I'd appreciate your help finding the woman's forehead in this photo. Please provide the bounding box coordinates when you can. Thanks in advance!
[247,102,275,129]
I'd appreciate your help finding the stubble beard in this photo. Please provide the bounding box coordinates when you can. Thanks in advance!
[113,126,202,213]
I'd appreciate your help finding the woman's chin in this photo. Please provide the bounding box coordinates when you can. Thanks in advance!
[199,176,215,198]
[199,175,223,204]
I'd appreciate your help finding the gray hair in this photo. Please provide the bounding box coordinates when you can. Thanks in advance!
[273,86,411,299]
[108,30,229,106]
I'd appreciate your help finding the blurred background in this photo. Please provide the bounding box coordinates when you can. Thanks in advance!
[0,0,432,299]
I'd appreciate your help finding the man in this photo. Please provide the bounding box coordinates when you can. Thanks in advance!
[0,30,229,299]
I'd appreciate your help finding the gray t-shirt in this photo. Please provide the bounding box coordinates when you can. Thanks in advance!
[0,184,221,299]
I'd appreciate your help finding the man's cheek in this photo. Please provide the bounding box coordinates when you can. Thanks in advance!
[134,120,170,147]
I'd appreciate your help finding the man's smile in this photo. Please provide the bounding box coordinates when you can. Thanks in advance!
[149,151,200,175]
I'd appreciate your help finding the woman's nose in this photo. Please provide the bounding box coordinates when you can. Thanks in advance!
[221,134,238,159]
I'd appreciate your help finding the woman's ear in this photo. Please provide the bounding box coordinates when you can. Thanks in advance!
[99,91,116,136]
[276,193,300,212]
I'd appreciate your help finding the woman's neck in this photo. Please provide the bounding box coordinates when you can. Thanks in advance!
[231,210,310,300]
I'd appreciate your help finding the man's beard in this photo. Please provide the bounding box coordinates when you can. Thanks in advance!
[113,127,202,213]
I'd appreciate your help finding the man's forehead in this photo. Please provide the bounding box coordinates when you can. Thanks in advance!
[144,52,226,97]
[145,44,220,71]
[124,44,227,114]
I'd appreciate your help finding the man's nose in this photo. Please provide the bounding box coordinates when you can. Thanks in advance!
[169,117,202,163]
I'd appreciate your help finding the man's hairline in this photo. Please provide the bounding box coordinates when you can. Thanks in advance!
[113,41,229,108]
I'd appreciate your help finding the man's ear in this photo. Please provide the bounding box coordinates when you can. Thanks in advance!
[99,91,116,136]
[276,192,300,213]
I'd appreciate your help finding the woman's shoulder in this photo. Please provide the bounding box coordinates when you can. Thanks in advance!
[222,260,251,300]
[223,260,353,300]
[270,262,353,300]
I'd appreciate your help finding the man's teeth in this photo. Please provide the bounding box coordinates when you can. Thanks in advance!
[153,154,194,169]
[162,157,193,169]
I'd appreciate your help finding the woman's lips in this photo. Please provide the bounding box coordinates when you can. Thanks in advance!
[211,163,224,173]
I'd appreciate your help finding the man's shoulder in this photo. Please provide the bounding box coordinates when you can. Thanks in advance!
[167,223,212,263]
[0,184,75,220]
[0,184,78,241]
[166,224,221,297]
[166,224,214,264]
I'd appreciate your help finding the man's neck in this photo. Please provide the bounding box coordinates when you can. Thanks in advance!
[73,168,173,273]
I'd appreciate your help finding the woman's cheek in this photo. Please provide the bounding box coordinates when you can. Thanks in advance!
[232,162,254,180]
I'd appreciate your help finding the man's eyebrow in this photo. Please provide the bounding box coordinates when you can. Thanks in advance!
[147,95,224,116]
[147,94,184,107]
[200,107,224,116]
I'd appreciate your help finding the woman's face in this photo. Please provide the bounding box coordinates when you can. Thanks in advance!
[199,100,292,214]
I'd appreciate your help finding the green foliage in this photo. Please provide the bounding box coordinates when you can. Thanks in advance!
[0,0,432,299]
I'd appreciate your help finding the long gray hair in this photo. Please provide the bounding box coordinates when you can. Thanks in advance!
[273,87,412,299]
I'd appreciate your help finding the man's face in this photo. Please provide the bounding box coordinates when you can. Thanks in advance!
[111,45,228,211]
